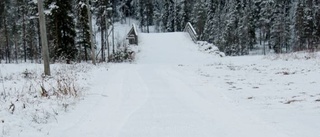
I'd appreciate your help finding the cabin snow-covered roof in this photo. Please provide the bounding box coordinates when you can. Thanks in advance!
[127,24,138,37]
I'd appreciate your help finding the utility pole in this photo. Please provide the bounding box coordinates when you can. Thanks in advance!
[37,0,51,76]
[87,0,96,65]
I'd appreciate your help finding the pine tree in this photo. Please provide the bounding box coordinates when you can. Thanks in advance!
[174,1,182,31]
[270,1,291,53]
[46,0,77,63]
[203,0,217,43]
[247,0,257,51]
[76,0,91,61]
[270,2,283,53]
[1,0,12,63]
[237,0,249,55]
[166,0,175,32]
[304,0,314,50]
[259,0,274,55]
[162,0,170,32]
[181,0,192,28]
[138,0,146,32]
[295,0,305,51]
[314,0,320,49]
[146,0,154,32]
[192,0,207,40]
[154,0,162,32]
[25,1,40,63]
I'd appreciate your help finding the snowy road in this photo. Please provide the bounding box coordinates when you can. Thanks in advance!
[44,33,313,137]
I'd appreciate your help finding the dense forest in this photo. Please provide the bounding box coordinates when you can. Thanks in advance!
[0,0,320,63]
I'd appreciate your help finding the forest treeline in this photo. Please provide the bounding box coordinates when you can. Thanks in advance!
[134,0,320,55]
[0,0,319,63]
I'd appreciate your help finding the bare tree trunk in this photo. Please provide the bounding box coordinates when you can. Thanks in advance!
[36,19,41,64]
[4,18,10,63]
[105,16,110,62]
[87,0,96,65]
[23,9,27,62]
[112,17,115,54]
[84,43,88,61]
[30,39,34,63]
[14,32,18,63]
[263,29,266,55]
[38,0,51,76]
[101,28,105,62]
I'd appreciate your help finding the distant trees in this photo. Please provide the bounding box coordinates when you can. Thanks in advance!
[1,0,320,62]
[132,0,320,55]
[0,0,113,64]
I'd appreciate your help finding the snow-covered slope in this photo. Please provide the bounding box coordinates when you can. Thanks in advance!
[137,32,213,64]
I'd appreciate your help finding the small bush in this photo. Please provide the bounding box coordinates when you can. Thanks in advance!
[108,41,136,63]
[108,49,135,63]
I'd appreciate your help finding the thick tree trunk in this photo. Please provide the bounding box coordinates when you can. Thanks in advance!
[38,0,51,76]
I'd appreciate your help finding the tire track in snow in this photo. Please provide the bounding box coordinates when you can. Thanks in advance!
[117,66,219,137]
[48,65,127,137]
[104,65,150,137]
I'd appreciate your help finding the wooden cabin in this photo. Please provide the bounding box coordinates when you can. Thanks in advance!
[126,24,138,45]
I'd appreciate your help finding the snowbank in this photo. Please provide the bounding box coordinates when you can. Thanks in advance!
[197,41,225,57]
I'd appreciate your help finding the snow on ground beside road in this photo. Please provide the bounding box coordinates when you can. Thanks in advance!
[1,31,320,137]
[175,55,320,137]
[0,63,93,137]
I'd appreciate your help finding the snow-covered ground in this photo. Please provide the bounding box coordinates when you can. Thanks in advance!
[1,32,320,137]
[0,63,94,136]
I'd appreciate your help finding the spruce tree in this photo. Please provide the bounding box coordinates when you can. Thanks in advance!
[247,0,257,51]
[314,0,320,49]
[146,0,154,32]
[192,1,207,40]
[76,0,91,61]
[138,0,146,32]
[162,0,170,32]
[295,0,305,51]
[304,0,314,50]
[181,0,192,28]
[203,0,217,43]
[167,0,175,32]
[259,0,274,54]
[46,0,77,63]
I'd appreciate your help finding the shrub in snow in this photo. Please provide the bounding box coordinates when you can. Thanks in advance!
[0,63,91,136]
[108,48,135,62]
[197,41,225,57]
[108,41,138,63]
